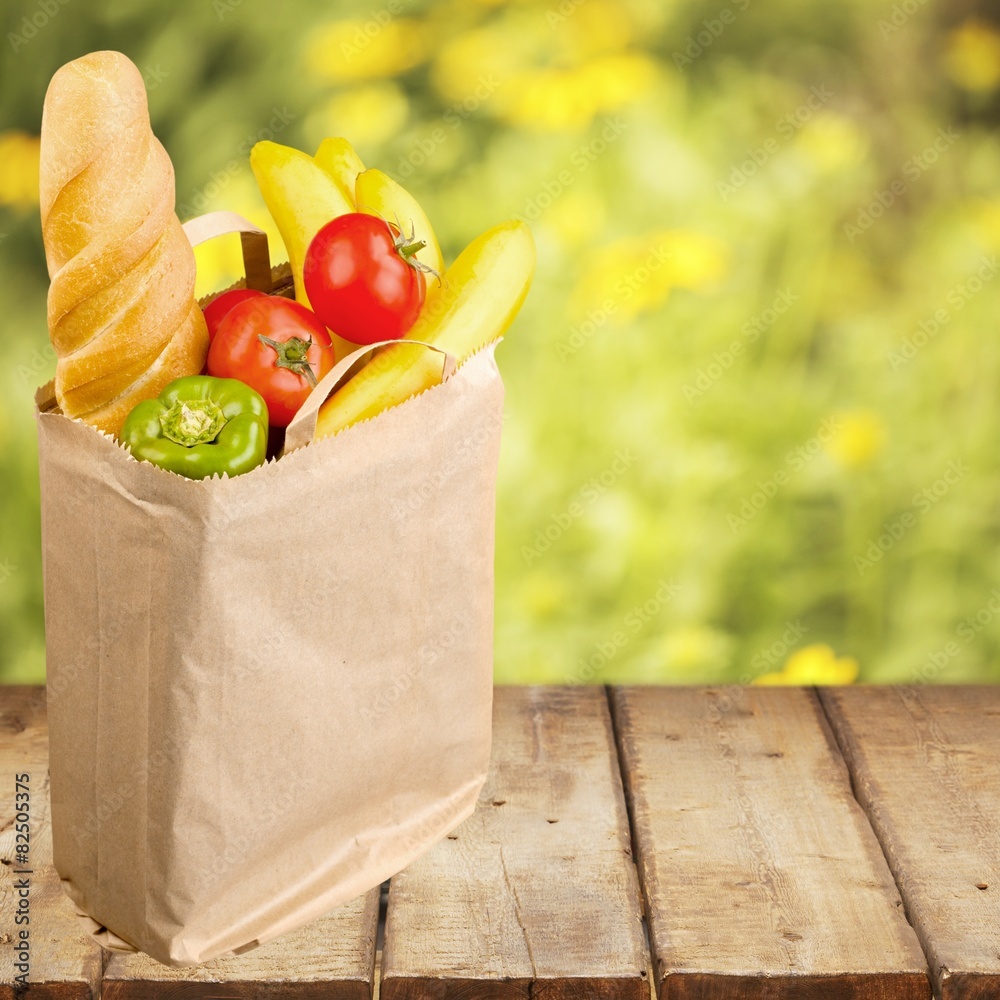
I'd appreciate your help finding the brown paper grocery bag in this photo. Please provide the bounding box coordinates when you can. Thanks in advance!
[36,212,503,967]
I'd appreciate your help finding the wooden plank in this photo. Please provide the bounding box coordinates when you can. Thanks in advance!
[820,686,1000,1000]
[380,685,648,1000]
[102,888,379,1000]
[0,686,103,1000]
[612,686,931,1000]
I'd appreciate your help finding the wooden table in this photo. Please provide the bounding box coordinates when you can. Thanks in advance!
[0,685,997,1000]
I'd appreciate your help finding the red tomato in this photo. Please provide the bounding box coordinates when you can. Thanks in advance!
[207,297,336,427]
[303,212,427,345]
[202,288,265,341]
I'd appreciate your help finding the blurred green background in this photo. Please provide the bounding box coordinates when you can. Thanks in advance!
[2,0,1000,685]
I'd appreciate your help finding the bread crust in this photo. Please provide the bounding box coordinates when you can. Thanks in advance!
[40,50,208,436]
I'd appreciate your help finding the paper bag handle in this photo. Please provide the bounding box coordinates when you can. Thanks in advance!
[182,211,273,293]
[283,339,457,454]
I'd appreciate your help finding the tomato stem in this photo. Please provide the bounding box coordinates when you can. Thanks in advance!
[397,239,426,261]
[383,216,441,282]
[258,334,318,388]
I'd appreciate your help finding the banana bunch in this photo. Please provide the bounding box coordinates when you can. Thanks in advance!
[250,138,535,440]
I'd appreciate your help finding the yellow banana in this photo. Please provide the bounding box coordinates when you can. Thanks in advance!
[250,140,357,358]
[354,168,445,279]
[315,220,535,440]
[313,137,365,206]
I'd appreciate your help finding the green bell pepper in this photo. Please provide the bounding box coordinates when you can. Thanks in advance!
[120,375,269,480]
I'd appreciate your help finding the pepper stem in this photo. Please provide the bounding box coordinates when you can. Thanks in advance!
[160,398,227,448]
[259,334,318,387]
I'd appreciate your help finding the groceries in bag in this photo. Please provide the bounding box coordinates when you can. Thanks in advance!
[38,51,534,477]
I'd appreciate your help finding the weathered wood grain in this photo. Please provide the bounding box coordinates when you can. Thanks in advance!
[102,888,379,1000]
[0,686,103,1000]
[820,686,1000,1000]
[380,685,649,1000]
[612,686,931,1000]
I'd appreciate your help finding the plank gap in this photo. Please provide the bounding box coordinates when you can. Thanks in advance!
[380,686,649,1000]
[606,683,657,1000]
[815,685,933,981]
[819,686,1000,1000]
[373,880,387,1000]
[611,685,932,1000]
[605,685,643,871]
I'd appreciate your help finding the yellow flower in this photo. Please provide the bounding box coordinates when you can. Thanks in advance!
[433,3,655,132]
[754,644,858,685]
[796,113,868,173]
[657,230,729,289]
[519,571,568,618]
[431,22,532,104]
[824,409,887,469]
[307,83,409,150]
[570,235,670,322]
[574,53,659,111]
[658,625,733,677]
[944,19,1000,92]
[570,229,727,322]
[966,197,1000,250]
[305,18,428,83]
[0,131,40,209]
[553,0,634,62]
[542,189,607,247]
[498,67,594,131]
[496,53,659,131]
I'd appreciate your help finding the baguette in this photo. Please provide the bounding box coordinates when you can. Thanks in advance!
[40,50,207,436]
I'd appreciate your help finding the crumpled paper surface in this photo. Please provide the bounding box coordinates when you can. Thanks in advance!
[36,342,503,966]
